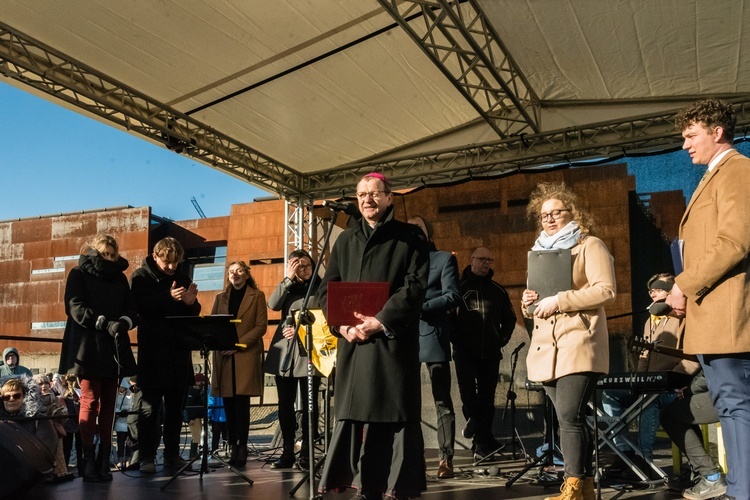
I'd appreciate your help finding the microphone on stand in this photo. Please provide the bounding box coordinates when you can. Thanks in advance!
[322,200,359,216]
[511,342,526,356]
[647,300,672,316]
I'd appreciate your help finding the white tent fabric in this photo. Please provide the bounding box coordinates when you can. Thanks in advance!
[3,0,749,195]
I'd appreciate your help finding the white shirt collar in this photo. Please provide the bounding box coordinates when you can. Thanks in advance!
[708,148,734,171]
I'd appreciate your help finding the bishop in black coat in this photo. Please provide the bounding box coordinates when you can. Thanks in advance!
[318,173,429,499]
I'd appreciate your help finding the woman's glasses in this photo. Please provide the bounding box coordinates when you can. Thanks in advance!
[2,392,23,401]
[538,208,569,223]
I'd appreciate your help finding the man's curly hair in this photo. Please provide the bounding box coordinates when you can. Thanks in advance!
[675,98,736,140]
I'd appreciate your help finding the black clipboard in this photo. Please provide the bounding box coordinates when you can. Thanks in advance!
[527,249,572,314]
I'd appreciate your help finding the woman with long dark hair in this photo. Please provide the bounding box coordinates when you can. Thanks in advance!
[209,261,267,467]
[265,249,322,469]
[58,233,137,482]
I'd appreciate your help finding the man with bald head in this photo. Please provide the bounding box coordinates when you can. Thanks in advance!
[453,246,516,461]
[318,173,429,500]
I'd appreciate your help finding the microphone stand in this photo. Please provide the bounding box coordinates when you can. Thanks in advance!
[288,209,340,500]
[475,343,525,465]
[506,392,559,488]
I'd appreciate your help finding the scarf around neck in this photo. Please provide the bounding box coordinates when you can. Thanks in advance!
[532,221,581,250]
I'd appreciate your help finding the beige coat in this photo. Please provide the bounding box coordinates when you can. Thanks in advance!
[675,150,750,355]
[210,285,268,397]
[637,316,700,374]
[525,235,616,382]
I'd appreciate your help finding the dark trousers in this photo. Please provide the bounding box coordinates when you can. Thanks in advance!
[701,353,750,499]
[275,375,320,455]
[116,431,132,462]
[454,355,500,451]
[425,362,455,460]
[544,372,598,479]
[210,421,228,452]
[138,385,187,460]
[224,395,250,449]
[62,430,82,467]
[660,390,720,477]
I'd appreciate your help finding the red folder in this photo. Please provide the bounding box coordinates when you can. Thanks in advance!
[326,281,390,326]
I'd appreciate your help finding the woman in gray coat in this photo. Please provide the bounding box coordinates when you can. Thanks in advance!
[265,249,321,470]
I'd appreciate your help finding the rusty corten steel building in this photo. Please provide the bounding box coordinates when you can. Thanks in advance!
[0,164,684,377]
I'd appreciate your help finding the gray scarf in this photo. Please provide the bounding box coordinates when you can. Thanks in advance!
[532,221,581,250]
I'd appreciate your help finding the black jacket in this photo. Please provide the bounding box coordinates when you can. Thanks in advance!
[318,207,429,422]
[58,250,137,377]
[130,256,200,389]
[454,266,516,360]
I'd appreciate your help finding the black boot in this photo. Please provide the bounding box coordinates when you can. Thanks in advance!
[271,443,295,469]
[81,445,99,483]
[234,445,247,467]
[189,442,199,459]
[227,445,238,466]
[297,447,310,471]
[97,444,113,482]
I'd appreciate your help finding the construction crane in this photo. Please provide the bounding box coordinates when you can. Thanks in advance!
[190,196,207,218]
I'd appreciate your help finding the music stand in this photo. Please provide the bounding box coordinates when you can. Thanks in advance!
[160,314,253,490]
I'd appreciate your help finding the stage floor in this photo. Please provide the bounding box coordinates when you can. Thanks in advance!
[25,448,685,500]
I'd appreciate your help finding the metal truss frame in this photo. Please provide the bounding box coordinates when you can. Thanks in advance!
[284,199,307,261]
[376,0,540,139]
[305,102,750,199]
[5,20,750,205]
[0,21,303,198]
[284,198,334,274]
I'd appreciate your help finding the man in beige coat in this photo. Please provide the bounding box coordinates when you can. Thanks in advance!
[668,98,750,500]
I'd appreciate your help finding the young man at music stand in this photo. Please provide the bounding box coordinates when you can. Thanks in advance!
[601,274,700,461]
[130,237,201,474]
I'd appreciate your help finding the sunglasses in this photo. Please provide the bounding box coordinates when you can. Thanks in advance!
[2,393,23,401]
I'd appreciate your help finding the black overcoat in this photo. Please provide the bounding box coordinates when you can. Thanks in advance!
[318,208,429,422]
[58,250,137,378]
[130,256,200,389]
[418,248,461,363]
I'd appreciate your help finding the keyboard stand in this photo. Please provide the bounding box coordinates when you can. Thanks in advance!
[587,393,667,483]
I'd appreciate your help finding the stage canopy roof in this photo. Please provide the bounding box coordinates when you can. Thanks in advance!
[3,0,750,200]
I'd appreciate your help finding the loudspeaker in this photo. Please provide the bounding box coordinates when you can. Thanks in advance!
[0,420,56,498]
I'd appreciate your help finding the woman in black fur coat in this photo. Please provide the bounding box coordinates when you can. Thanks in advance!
[58,233,137,482]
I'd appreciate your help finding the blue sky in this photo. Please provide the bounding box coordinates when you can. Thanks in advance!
[1,80,721,223]
[0,82,270,222]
